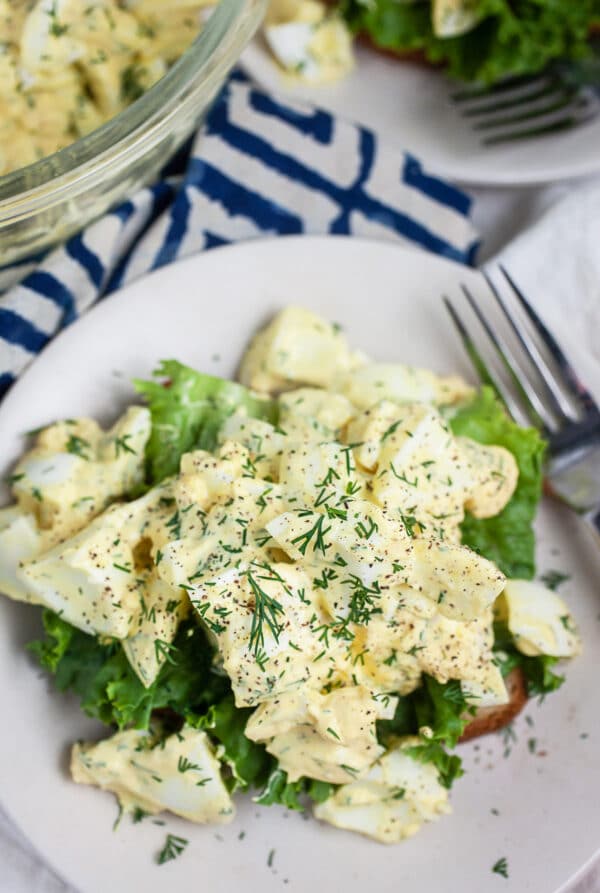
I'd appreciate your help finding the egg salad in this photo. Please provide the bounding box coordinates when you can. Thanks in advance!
[0,0,213,177]
[263,0,354,84]
[0,306,581,845]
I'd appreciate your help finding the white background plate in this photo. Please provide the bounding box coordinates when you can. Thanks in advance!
[241,40,600,186]
[1,237,599,893]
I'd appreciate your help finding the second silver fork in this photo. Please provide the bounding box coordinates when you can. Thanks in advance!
[444,267,600,539]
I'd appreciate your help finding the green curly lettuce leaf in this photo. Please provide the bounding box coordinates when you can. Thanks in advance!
[189,695,271,791]
[377,676,470,789]
[29,614,333,806]
[254,769,334,810]
[134,360,277,483]
[341,0,598,84]
[28,612,229,730]
[449,386,546,579]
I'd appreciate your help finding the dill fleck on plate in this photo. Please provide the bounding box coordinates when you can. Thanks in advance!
[492,857,509,879]
[157,833,188,865]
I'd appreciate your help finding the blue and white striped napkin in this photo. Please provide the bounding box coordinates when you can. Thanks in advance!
[0,71,478,399]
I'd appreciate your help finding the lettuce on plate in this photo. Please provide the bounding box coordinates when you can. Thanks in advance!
[341,0,598,85]
[134,360,277,484]
[450,386,546,580]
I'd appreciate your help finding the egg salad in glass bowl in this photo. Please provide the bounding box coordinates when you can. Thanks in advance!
[0,0,225,177]
[0,307,581,843]
[0,0,264,265]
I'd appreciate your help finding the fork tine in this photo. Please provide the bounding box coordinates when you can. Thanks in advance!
[482,104,598,145]
[460,81,566,118]
[443,296,528,426]
[472,91,583,131]
[482,269,575,423]
[498,266,600,416]
[460,285,554,432]
[451,73,549,102]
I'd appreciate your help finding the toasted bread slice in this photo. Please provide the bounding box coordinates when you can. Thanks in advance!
[459,668,527,743]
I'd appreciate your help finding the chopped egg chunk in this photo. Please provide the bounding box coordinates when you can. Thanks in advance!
[314,738,451,842]
[239,306,364,393]
[497,579,581,658]
[335,362,474,410]
[0,507,43,604]
[432,0,482,38]
[71,725,234,824]
[11,406,151,542]
[188,561,340,707]
[247,686,396,783]
[0,407,150,606]
[18,482,175,638]
[264,0,353,84]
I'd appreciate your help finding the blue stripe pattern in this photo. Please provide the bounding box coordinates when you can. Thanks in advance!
[249,91,334,144]
[66,235,105,290]
[402,154,472,217]
[0,308,48,352]
[0,70,477,399]
[24,272,78,326]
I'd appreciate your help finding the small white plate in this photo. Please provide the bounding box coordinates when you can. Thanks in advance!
[1,237,599,893]
[241,40,600,186]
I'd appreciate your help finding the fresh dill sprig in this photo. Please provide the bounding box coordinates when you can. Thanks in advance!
[246,567,284,657]
[65,434,91,460]
[291,513,331,557]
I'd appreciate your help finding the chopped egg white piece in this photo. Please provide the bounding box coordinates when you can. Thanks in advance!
[246,686,396,784]
[314,737,451,842]
[278,387,355,441]
[218,414,286,480]
[335,362,474,410]
[409,538,505,621]
[11,406,151,542]
[0,507,43,604]
[122,573,189,687]
[18,482,175,638]
[458,437,519,519]
[239,306,364,393]
[432,0,481,38]
[497,579,581,658]
[461,662,508,708]
[71,725,234,824]
[277,441,362,502]
[264,0,353,84]
[188,561,340,707]
[0,407,151,606]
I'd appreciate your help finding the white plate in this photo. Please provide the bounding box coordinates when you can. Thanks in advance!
[241,40,600,186]
[1,236,599,893]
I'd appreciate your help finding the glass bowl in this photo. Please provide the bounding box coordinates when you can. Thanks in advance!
[0,0,266,267]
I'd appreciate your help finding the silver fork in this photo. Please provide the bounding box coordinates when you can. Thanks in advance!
[444,267,600,537]
[451,60,600,145]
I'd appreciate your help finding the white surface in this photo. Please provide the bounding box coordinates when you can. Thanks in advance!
[241,39,600,187]
[1,237,600,893]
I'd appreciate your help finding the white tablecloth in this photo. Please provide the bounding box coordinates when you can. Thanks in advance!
[2,176,599,893]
